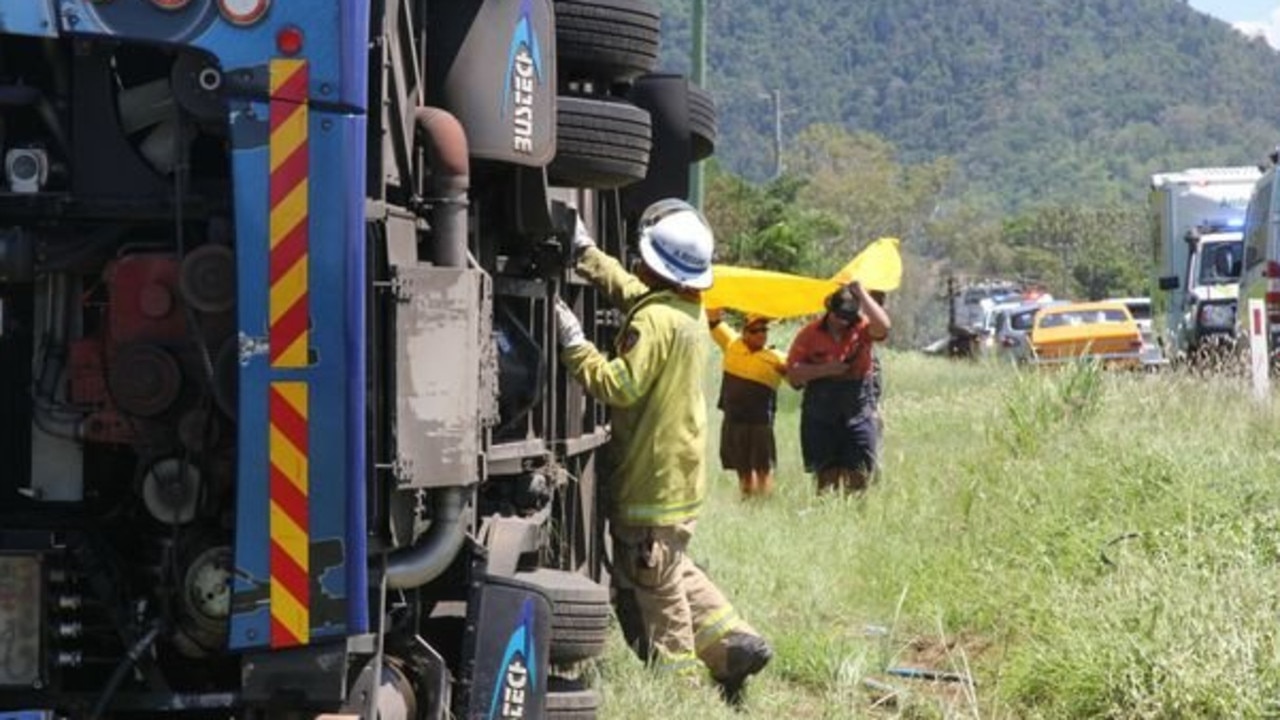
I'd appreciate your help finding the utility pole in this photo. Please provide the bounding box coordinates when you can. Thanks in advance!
[768,88,782,179]
[755,88,784,179]
[690,0,706,210]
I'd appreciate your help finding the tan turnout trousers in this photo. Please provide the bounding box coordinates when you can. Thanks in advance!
[611,520,759,678]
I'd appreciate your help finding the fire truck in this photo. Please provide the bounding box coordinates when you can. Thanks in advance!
[0,1,715,717]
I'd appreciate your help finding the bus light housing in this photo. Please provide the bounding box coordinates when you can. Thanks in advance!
[218,0,270,25]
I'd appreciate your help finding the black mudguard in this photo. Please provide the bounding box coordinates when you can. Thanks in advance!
[459,574,552,720]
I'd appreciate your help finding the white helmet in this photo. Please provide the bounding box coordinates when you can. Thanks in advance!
[637,198,715,290]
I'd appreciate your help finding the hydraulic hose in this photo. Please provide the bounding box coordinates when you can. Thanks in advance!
[87,621,163,720]
[384,487,469,590]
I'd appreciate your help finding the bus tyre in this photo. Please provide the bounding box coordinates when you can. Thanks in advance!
[688,82,717,162]
[516,568,611,664]
[547,677,600,720]
[548,96,651,190]
[554,0,660,84]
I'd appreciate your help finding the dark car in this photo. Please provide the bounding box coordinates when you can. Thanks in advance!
[992,300,1063,363]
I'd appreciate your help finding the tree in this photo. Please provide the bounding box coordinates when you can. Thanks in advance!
[785,124,954,274]
[704,163,842,276]
[1001,204,1147,299]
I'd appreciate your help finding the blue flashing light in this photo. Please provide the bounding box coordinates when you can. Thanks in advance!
[1198,217,1246,233]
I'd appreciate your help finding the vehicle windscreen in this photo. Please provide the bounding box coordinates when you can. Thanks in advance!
[1038,309,1129,329]
[1123,303,1151,321]
[1010,309,1038,331]
[1197,241,1243,285]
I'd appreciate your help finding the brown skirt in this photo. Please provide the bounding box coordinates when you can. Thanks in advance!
[719,421,777,472]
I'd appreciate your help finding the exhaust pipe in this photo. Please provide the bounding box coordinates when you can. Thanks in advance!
[384,108,472,590]
[414,107,469,269]
[385,486,469,589]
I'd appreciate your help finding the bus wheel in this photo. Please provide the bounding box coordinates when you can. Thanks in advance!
[554,0,660,85]
[517,568,612,664]
[548,96,651,190]
[688,82,717,162]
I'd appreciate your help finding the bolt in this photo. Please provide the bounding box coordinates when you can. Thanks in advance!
[198,68,223,92]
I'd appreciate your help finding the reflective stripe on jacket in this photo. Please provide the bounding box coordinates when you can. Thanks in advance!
[563,247,708,526]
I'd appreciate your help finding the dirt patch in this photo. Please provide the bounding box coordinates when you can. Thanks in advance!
[899,630,992,670]
[863,631,994,714]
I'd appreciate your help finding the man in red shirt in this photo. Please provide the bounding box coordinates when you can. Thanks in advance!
[786,282,891,493]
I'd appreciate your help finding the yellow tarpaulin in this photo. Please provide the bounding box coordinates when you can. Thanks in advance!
[830,237,902,290]
[702,266,839,317]
[703,237,902,319]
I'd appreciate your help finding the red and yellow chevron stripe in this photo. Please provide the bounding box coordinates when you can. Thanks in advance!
[267,58,311,648]
[269,381,310,647]
[269,59,310,369]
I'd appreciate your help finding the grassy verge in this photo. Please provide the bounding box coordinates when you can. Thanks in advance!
[594,350,1280,719]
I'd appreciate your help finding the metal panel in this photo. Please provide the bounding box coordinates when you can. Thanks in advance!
[231,91,360,652]
[0,555,42,687]
[392,267,488,488]
[241,644,348,705]
[0,2,58,37]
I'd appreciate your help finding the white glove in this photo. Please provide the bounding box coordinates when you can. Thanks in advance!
[572,213,597,259]
[554,297,586,349]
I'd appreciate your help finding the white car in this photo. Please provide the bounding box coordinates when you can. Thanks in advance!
[1107,296,1166,367]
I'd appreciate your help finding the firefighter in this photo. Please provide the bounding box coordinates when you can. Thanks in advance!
[553,199,772,705]
[786,281,891,494]
[707,309,788,498]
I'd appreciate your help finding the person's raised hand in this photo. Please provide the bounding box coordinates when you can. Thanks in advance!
[553,297,586,349]
[572,212,597,260]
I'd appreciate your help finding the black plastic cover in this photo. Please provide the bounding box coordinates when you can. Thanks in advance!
[461,575,551,720]
[427,0,557,167]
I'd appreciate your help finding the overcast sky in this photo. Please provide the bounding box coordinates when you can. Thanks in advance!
[1188,0,1280,46]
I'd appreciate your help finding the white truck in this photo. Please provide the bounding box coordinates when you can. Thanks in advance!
[1150,166,1260,360]
[944,277,1024,357]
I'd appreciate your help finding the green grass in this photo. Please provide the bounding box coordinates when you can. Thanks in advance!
[594,350,1280,719]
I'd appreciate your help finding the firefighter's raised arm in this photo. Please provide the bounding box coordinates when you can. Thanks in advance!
[570,213,649,310]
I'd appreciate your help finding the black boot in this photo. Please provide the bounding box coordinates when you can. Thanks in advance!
[713,634,773,708]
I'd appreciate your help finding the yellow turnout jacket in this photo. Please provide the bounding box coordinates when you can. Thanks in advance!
[562,247,708,527]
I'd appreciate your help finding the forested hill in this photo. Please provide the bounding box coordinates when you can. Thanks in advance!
[658,0,1280,210]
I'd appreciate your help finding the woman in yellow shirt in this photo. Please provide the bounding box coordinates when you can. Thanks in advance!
[707,310,788,497]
